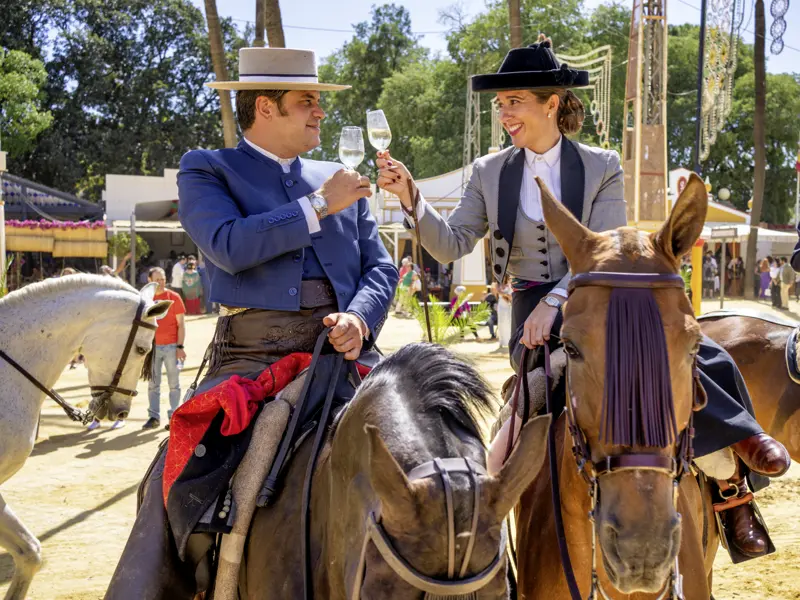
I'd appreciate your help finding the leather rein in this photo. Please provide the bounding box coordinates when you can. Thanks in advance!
[505,272,707,600]
[0,297,156,424]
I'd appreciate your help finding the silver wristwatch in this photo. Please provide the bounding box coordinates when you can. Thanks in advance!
[308,192,328,220]
[541,295,563,310]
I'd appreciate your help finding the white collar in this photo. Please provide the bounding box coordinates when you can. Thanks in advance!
[524,136,562,168]
[243,136,297,168]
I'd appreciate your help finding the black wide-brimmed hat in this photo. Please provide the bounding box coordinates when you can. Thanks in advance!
[471,39,589,92]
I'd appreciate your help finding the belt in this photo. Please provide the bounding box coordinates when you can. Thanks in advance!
[220,280,337,316]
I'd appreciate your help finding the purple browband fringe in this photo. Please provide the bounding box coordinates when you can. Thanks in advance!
[601,288,678,448]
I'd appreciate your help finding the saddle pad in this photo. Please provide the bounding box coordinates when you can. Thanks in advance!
[697,309,798,328]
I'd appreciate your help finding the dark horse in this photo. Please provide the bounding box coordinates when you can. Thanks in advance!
[240,343,552,599]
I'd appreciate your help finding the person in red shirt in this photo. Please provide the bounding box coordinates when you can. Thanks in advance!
[142,267,187,430]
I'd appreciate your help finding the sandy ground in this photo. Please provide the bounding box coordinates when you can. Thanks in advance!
[1,299,799,599]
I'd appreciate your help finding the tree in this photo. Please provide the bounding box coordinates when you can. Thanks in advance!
[254,0,266,47]
[0,49,53,156]
[6,0,250,200]
[315,4,424,171]
[745,0,767,298]
[265,0,286,48]
[205,0,238,147]
[508,0,523,48]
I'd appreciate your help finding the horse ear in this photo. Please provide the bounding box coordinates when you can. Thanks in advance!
[366,425,418,522]
[146,300,172,321]
[654,173,708,263]
[140,281,158,301]
[538,177,598,267]
[489,414,551,518]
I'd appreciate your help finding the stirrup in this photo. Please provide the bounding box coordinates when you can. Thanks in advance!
[713,480,776,564]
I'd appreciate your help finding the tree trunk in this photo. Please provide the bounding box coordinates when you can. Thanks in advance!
[508,0,523,48]
[744,0,766,299]
[265,0,286,48]
[254,0,266,47]
[204,0,237,148]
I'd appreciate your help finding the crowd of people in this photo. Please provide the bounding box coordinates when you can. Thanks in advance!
[756,255,797,309]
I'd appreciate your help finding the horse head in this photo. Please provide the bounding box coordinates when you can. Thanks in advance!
[350,344,551,599]
[540,173,708,594]
[81,281,171,421]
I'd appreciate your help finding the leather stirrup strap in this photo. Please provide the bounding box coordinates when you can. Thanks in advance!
[545,343,582,600]
[503,346,530,464]
[258,328,331,507]
[303,351,344,600]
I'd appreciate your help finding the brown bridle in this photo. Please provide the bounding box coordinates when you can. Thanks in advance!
[350,458,508,599]
[507,272,707,600]
[0,297,157,424]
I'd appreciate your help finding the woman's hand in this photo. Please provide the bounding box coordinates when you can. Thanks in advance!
[376,151,415,210]
[519,300,559,349]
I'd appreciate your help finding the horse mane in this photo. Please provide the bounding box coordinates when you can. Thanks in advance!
[357,343,497,447]
[0,274,137,309]
[601,288,678,448]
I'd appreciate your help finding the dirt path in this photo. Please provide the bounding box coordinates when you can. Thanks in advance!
[1,312,798,599]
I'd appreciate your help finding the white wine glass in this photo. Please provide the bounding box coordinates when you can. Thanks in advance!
[366,109,392,152]
[338,126,365,170]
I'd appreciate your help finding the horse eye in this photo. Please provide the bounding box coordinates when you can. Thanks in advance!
[136,346,148,355]
[564,341,582,360]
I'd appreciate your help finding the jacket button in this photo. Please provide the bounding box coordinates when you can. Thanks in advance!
[293,211,299,217]
[542,274,550,280]
[496,247,505,258]
[494,264,502,275]
[541,260,548,266]
[268,218,275,224]
[285,180,295,188]
[289,287,298,296]
[537,225,545,231]
[538,237,546,243]
[293,254,301,263]
[493,230,503,240]
[539,249,547,255]
[194,444,206,458]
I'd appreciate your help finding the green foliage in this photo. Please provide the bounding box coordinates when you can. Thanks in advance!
[3,0,250,200]
[0,48,53,155]
[108,232,150,261]
[412,293,491,345]
[313,4,425,175]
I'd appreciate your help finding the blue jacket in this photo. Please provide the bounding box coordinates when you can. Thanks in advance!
[177,140,398,341]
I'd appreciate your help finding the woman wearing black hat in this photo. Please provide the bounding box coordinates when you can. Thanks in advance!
[378,35,790,558]
[377,35,624,361]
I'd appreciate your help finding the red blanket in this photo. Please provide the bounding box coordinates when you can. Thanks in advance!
[162,353,369,505]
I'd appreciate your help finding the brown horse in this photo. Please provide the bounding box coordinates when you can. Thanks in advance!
[239,342,552,599]
[515,174,718,599]
[701,315,800,462]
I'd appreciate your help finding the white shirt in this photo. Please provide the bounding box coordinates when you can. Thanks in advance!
[170,261,184,288]
[243,137,321,234]
[521,137,563,221]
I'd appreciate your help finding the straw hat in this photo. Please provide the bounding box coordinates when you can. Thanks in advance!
[206,47,351,92]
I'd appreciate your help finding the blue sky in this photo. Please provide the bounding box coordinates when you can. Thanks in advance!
[194,0,799,74]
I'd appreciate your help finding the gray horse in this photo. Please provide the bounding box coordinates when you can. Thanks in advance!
[0,275,170,599]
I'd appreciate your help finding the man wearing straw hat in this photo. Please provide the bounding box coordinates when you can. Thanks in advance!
[106,47,398,599]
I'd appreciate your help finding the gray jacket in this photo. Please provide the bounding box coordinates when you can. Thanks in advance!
[410,138,627,293]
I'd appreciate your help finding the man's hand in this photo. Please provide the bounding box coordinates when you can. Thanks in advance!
[323,313,367,360]
[376,151,415,209]
[519,300,559,349]
[318,169,372,216]
[176,348,187,362]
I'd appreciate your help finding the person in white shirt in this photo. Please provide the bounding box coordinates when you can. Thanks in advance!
[170,254,186,297]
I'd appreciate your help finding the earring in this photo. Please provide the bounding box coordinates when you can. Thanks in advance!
[547,112,552,119]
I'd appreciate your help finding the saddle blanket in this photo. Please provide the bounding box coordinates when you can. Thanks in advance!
[163,353,370,505]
